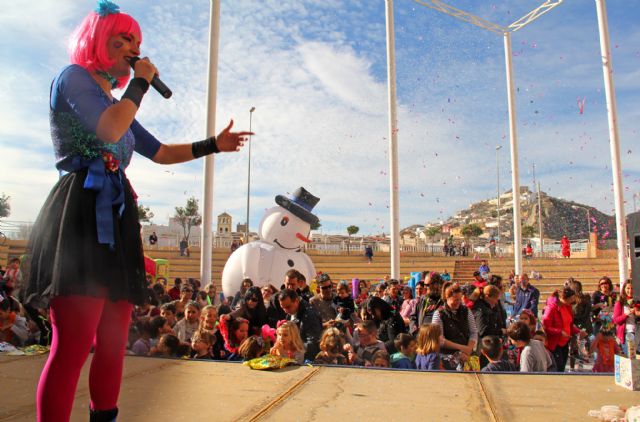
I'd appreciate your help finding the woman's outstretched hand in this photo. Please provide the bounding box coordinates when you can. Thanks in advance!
[216,119,254,152]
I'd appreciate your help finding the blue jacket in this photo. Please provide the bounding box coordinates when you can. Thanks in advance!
[513,285,540,318]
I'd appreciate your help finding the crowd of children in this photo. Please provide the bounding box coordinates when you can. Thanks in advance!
[0,260,635,375]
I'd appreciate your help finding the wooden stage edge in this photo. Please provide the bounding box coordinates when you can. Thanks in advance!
[1,354,638,421]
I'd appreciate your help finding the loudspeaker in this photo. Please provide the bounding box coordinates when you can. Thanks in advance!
[627,211,640,301]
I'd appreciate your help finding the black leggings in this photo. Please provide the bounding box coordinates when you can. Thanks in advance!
[551,343,569,372]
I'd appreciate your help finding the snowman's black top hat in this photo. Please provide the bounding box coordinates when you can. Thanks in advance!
[275,187,320,226]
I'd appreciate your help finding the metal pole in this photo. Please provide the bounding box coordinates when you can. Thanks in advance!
[245,107,255,243]
[537,181,543,254]
[496,145,501,245]
[385,0,400,279]
[595,0,628,287]
[587,208,591,234]
[503,32,523,276]
[200,0,221,286]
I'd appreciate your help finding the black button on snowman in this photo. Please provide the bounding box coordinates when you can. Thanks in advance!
[222,187,319,297]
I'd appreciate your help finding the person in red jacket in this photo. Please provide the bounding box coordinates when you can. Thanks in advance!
[542,287,586,372]
[560,235,571,258]
[613,280,640,356]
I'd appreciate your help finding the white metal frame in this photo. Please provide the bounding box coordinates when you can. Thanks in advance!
[412,0,563,277]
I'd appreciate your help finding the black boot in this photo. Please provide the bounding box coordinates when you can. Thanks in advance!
[89,407,118,422]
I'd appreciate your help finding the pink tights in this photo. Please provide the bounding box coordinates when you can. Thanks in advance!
[37,295,132,422]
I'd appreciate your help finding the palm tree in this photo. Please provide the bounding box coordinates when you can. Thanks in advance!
[346,225,360,255]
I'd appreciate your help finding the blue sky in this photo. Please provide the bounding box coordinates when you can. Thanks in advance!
[1,0,639,235]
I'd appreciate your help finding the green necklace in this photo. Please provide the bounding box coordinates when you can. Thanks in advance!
[96,70,118,89]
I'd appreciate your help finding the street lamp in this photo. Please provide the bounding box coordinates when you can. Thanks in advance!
[571,205,591,237]
[496,145,502,243]
[245,106,255,243]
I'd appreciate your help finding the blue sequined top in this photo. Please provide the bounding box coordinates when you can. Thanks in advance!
[50,65,161,171]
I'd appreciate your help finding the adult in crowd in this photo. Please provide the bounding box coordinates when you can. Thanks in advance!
[22,2,251,419]
[167,278,182,301]
[383,279,403,311]
[148,231,157,246]
[278,289,322,361]
[542,287,586,372]
[432,282,478,369]
[231,278,253,310]
[567,279,592,370]
[410,273,443,335]
[512,273,540,319]
[507,321,552,372]
[261,284,278,308]
[591,276,617,335]
[309,273,337,325]
[473,285,506,367]
[613,280,640,356]
[366,296,407,354]
[229,286,267,336]
[365,245,374,263]
[179,237,190,257]
[561,235,571,258]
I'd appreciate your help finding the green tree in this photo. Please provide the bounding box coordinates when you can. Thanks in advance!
[346,225,360,255]
[137,204,154,223]
[425,226,441,240]
[0,193,10,218]
[461,224,483,239]
[174,197,202,243]
[522,225,536,238]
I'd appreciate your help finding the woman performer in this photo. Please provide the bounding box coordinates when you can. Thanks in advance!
[24,1,252,420]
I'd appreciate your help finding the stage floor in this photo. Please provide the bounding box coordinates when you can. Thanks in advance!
[1,354,638,421]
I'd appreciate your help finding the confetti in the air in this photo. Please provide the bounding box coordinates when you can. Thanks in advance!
[577,97,586,114]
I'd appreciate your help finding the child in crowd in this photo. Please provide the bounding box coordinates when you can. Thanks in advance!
[355,280,369,307]
[270,321,306,364]
[199,305,219,334]
[371,350,390,368]
[174,301,200,343]
[507,322,552,372]
[159,303,178,328]
[518,309,538,335]
[131,319,154,356]
[195,291,209,309]
[238,335,265,361]
[347,320,386,366]
[314,327,348,365]
[334,281,356,321]
[532,330,557,372]
[151,334,187,358]
[390,333,417,369]
[0,293,29,346]
[219,316,250,361]
[415,324,441,371]
[590,330,619,373]
[191,330,216,360]
[480,335,516,372]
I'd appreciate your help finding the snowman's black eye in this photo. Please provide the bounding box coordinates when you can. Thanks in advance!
[280,216,289,226]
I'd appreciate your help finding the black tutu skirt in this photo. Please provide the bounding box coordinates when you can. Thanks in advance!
[24,168,147,308]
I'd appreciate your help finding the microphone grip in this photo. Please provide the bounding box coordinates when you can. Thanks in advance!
[128,57,172,99]
[150,75,172,99]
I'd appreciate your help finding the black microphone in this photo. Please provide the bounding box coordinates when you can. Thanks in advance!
[128,57,172,99]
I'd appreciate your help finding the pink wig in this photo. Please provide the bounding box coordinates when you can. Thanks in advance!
[68,11,142,88]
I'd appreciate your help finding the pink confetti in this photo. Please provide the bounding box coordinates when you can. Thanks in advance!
[577,97,586,114]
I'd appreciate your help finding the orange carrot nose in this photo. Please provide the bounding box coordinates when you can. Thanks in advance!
[296,232,311,243]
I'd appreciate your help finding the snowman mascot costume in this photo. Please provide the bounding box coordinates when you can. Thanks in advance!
[222,187,319,297]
